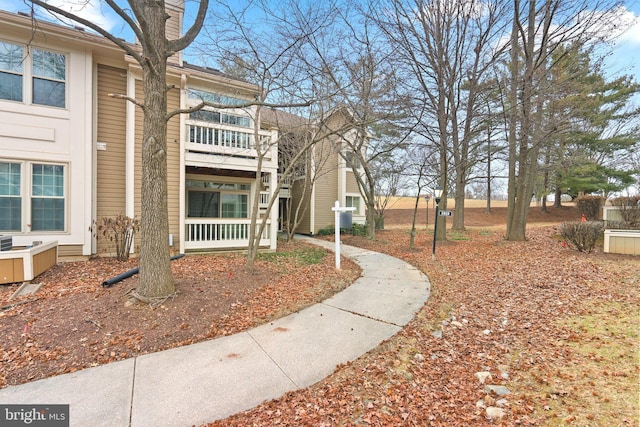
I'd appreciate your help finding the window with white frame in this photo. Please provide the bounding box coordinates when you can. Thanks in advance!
[32,48,66,107]
[186,180,249,219]
[0,162,22,231]
[0,160,66,232]
[346,195,361,215]
[0,41,67,108]
[0,42,23,102]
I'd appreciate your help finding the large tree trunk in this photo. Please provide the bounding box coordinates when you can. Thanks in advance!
[409,194,420,249]
[505,0,520,239]
[554,187,563,208]
[452,179,465,231]
[136,4,174,299]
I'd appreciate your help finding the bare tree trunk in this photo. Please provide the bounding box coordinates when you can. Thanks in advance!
[554,187,563,208]
[486,130,492,214]
[136,3,174,299]
[506,1,520,239]
[409,194,420,250]
[452,177,466,231]
[246,106,264,273]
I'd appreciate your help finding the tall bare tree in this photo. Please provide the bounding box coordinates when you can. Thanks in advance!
[376,0,509,237]
[503,0,625,240]
[28,0,209,302]
[197,0,345,270]
[305,4,408,240]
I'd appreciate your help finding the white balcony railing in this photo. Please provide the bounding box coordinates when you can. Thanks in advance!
[184,218,271,250]
[259,191,270,207]
[278,173,292,188]
[186,123,273,160]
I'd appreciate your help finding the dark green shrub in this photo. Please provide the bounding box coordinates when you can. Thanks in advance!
[351,223,367,236]
[316,225,335,236]
[576,195,605,221]
[560,221,603,253]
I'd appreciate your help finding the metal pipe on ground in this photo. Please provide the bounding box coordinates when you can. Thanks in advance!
[101,254,185,288]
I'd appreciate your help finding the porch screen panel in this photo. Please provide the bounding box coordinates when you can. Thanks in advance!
[221,194,247,218]
[188,191,219,217]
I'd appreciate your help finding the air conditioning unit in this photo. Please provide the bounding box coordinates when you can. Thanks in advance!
[0,235,12,251]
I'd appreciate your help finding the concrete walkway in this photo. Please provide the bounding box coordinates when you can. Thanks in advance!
[0,238,430,427]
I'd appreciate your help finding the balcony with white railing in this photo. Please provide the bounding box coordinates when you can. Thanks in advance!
[184,218,271,250]
[185,123,274,162]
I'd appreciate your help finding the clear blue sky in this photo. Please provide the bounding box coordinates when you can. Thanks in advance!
[2,0,638,78]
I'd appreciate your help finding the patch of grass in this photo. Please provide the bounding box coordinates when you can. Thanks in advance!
[478,230,492,236]
[523,300,639,425]
[448,231,470,241]
[259,246,326,266]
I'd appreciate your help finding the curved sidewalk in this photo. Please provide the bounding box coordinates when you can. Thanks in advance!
[0,238,431,427]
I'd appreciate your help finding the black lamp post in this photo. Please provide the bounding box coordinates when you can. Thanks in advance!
[431,186,443,260]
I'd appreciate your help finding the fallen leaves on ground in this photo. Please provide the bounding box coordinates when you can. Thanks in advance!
[206,222,638,426]
[1,206,638,426]
[0,241,360,388]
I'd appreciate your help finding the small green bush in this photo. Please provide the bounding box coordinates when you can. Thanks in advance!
[259,246,325,265]
[576,195,605,221]
[317,223,368,236]
[351,223,367,236]
[316,225,335,236]
[560,221,603,253]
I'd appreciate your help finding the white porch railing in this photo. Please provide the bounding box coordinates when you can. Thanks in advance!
[185,218,271,250]
[259,191,270,207]
[186,123,272,160]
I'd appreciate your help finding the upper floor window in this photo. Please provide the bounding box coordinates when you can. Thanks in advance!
[32,49,66,107]
[187,89,247,107]
[344,151,361,169]
[0,41,66,108]
[189,109,251,128]
[0,42,23,102]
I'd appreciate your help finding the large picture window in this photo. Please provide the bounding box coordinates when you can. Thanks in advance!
[188,191,219,218]
[186,180,249,219]
[0,160,66,233]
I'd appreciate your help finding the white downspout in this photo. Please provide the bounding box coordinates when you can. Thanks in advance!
[179,74,187,254]
[90,58,97,255]
[310,144,317,234]
[125,71,135,220]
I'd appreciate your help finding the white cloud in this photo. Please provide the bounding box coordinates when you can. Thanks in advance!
[44,0,118,32]
[615,7,640,45]
[576,5,640,46]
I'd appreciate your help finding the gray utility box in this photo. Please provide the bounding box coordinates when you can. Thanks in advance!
[0,235,12,251]
[340,212,353,229]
